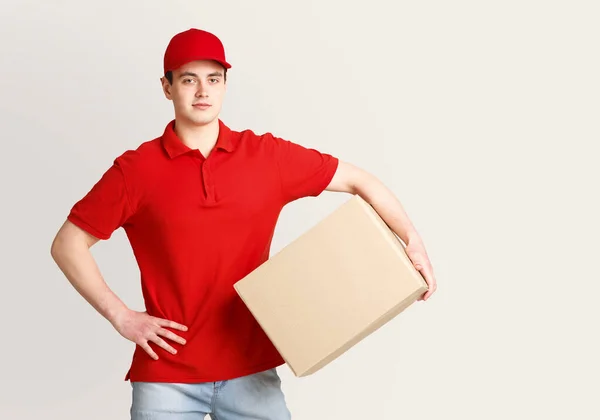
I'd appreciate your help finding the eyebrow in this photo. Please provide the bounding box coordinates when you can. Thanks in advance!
[179,71,223,79]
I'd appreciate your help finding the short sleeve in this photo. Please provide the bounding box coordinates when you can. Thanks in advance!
[270,135,339,204]
[67,159,135,240]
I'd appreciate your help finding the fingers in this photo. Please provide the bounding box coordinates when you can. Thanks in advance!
[156,327,187,345]
[137,316,188,360]
[422,282,438,301]
[148,334,178,355]
[155,318,188,332]
[416,263,437,301]
[406,245,437,301]
[140,341,159,360]
[138,332,184,360]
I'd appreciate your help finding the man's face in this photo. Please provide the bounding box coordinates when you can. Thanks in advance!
[161,60,226,126]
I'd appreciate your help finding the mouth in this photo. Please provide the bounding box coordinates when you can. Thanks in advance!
[193,103,212,110]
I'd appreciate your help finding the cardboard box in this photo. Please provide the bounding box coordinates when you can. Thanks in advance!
[234,194,428,377]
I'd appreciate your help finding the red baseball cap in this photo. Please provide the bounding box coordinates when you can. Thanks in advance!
[163,28,232,74]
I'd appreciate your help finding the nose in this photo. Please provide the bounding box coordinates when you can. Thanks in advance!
[195,82,208,98]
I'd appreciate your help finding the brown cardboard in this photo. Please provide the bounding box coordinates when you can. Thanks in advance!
[234,194,428,377]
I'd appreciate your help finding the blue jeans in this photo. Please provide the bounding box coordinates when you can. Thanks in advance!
[130,368,292,419]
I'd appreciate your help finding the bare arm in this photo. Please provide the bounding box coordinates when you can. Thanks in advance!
[50,220,188,358]
[326,161,420,244]
[326,161,437,300]
[50,220,129,324]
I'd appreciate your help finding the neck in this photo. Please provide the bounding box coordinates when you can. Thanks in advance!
[174,118,220,156]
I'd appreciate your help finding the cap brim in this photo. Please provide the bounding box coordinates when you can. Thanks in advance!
[165,56,232,73]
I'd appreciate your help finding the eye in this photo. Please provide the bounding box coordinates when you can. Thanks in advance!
[209,78,220,84]
[182,78,196,84]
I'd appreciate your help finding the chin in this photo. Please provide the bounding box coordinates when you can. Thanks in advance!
[184,114,218,127]
[194,117,216,126]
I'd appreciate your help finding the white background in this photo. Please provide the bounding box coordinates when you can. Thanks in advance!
[1,1,599,419]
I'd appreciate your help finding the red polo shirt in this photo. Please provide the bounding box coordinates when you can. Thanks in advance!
[67,119,339,382]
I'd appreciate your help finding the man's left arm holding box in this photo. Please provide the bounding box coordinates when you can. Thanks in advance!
[325,160,438,302]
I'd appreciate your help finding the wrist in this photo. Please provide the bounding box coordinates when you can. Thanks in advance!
[106,302,131,327]
[405,231,422,246]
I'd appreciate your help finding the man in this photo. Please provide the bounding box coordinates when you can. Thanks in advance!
[50,28,437,419]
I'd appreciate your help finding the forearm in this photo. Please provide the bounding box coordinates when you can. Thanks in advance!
[353,173,421,245]
[50,228,129,325]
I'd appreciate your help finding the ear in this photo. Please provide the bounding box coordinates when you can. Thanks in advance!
[160,76,173,100]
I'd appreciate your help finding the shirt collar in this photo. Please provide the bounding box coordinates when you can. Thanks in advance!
[161,119,235,159]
